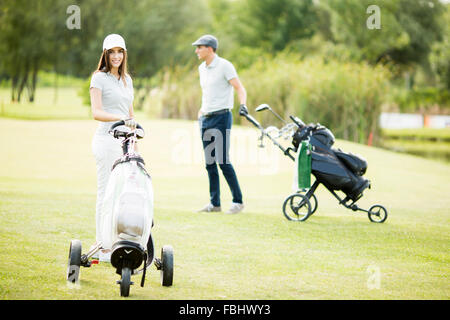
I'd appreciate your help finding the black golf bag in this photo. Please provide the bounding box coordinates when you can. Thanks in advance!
[241,106,387,223]
[292,122,370,202]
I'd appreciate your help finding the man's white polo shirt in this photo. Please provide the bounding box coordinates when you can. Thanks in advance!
[198,54,238,113]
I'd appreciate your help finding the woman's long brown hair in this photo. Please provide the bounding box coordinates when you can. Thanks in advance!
[94,48,130,87]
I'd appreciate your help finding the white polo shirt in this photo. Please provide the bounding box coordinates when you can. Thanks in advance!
[90,71,134,135]
[198,54,238,113]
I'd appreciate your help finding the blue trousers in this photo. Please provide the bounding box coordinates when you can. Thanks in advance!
[199,111,243,207]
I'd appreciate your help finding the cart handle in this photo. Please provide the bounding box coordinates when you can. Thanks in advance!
[242,113,263,130]
[110,120,143,131]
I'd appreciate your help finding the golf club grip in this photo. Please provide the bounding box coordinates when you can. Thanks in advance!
[243,114,263,130]
[289,115,304,127]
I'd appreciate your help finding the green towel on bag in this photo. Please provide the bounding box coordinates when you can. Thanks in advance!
[297,141,312,189]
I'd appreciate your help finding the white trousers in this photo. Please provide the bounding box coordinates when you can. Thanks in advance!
[92,134,122,243]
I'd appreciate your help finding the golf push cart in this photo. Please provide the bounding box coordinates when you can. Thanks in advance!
[67,121,174,297]
[240,104,388,223]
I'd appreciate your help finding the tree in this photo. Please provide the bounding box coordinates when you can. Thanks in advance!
[430,4,450,90]
[0,0,210,104]
[318,0,445,67]
[0,0,60,101]
[233,0,317,52]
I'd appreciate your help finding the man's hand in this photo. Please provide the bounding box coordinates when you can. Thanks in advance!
[239,104,248,116]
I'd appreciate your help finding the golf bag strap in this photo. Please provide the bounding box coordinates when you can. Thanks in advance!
[111,155,146,171]
[139,232,155,287]
[141,252,147,287]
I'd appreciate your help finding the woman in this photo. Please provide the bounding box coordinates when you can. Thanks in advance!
[90,34,136,261]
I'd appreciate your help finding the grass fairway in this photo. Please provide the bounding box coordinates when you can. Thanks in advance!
[0,118,449,300]
[0,88,90,120]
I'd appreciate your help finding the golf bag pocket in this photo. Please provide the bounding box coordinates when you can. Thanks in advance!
[101,161,154,250]
[117,192,146,239]
[312,127,335,148]
[334,150,367,176]
[342,175,370,201]
[311,151,354,190]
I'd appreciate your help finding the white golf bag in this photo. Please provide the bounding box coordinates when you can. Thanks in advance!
[99,123,155,278]
[100,159,153,251]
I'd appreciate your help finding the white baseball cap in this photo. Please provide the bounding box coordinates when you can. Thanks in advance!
[103,34,127,51]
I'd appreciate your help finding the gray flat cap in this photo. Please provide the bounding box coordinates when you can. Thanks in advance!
[192,34,218,49]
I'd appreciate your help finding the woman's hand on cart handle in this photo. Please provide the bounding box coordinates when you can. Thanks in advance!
[121,117,137,129]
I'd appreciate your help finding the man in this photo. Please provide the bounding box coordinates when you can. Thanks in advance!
[192,34,249,214]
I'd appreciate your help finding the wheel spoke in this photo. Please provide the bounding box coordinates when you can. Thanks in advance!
[283,193,312,221]
[368,205,388,223]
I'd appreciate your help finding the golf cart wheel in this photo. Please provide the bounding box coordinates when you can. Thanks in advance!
[292,192,318,215]
[368,205,388,223]
[120,267,131,297]
[282,193,312,222]
[160,245,174,286]
[67,240,82,283]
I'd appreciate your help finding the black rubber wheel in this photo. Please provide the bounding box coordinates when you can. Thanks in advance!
[282,193,312,221]
[120,267,131,297]
[291,192,318,215]
[368,204,388,223]
[67,240,82,283]
[160,245,174,286]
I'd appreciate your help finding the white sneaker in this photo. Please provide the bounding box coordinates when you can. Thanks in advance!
[197,203,221,212]
[225,202,244,214]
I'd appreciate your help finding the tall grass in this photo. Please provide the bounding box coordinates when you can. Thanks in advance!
[150,54,391,144]
[155,64,200,120]
[239,54,391,144]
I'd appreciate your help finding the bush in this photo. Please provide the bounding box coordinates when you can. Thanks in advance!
[36,71,85,88]
[241,54,391,144]
[149,64,201,120]
[78,77,91,107]
[388,86,450,114]
[149,54,391,144]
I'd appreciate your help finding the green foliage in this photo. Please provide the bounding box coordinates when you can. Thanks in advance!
[0,0,73,101]
[1,0,448,118]
[78,78,91,107]
[240,54,391,143]
[318,0,445,66]
[0,0,211,102]
[389,86,450,113]
[233,0,317,52]
[151,53,391,144]
[429,5,450,90]
[150,64,201,119]
[383,128,450,141]
[382,128,450,163]
[36,72,85,88]
[225,46,273,71]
